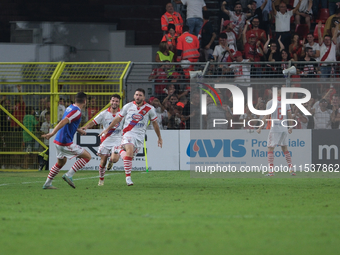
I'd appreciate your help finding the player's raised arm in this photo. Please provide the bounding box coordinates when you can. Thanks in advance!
[152,121,163,148]
[42,117,69,140]
[99,115,123,137]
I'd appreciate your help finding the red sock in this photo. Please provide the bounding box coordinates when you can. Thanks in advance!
[48,163,62,180]
[284,151,292,169]
[99,165,105,180]
[123,156,133,177]
[71,158,90,173]
[268,151,274,172]
[120,150,126,161]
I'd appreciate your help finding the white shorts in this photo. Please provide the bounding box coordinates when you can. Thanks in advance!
[267,131,288,147]
[55,143,85,159]
[121,135,143,156]
[97,139,121,156]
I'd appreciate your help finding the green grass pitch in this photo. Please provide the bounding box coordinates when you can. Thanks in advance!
[0,171,339,255]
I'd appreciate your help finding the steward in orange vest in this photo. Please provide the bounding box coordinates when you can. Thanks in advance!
[161,3,183,35]
[176,25,200,78]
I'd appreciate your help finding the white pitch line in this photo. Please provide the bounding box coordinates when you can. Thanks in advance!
[0,173,121,187]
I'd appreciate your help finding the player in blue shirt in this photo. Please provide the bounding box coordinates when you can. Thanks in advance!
[42,92,91,189]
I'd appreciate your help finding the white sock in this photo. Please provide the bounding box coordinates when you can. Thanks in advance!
[66,169,76,178]
[44,178,52,186]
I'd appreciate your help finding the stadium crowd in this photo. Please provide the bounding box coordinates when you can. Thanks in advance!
[147,0,340,130]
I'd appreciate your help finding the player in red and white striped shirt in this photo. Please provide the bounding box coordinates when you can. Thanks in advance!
[83,94,123,186]
[100,88,163,186]
[257,86,296,176]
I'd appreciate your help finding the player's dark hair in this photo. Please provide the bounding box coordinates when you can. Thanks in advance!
[75,92,87,104]
[111,94,121,100]
[307,32,313,37]
[135,88,145,96]
[45,111,50,116]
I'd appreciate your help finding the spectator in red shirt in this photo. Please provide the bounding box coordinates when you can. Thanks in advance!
[244,17,266,45]
[243,32,264,77]
[148,61,181,101]
[289,34,304,61]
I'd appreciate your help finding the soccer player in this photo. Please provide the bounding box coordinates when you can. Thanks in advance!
[257,86,296,176]
[82,94,123,186]
[42,92,91,189]
[99,88,163,186]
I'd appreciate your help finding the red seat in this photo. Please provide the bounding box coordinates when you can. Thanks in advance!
[313,24,325,43]
[295,24,309,39]
[316,8,330,23]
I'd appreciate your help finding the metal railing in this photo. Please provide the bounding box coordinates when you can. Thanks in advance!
[0,61,129,170]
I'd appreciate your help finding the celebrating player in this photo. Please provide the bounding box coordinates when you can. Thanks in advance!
[257,86,296,176]
[82,94,123,186]
[42,92,91,189]
[99,88,163,186]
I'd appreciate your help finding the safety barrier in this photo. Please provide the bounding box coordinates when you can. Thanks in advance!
[0,62,130,170]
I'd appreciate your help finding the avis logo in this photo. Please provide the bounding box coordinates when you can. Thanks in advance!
[186,139,246,158]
